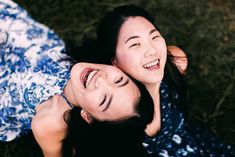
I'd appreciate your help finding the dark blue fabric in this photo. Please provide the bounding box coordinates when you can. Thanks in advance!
[143,82,235,157]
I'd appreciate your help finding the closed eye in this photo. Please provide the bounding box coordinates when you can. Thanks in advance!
[115,76,123,84]
[115,77,129,87]
[99,94,107,106]
[102,95,112,112]
[101,78,129,112]
[119,78,129,87]
[152,35,159,40]
[129,43,140,48]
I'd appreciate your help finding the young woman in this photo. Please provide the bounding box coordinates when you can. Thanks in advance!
[93,4,235,156]
[0,1,154,157]
[62,77,154,157]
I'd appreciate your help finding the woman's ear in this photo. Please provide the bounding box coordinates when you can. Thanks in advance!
[80,109,93,124]
[112,58,117,66]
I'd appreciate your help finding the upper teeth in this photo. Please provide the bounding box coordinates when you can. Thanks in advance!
[143,59,159,68]
[85,70,98,88]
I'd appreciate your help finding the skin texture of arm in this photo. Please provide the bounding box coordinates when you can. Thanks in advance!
[167,45,188,74]
[31,95,69,157]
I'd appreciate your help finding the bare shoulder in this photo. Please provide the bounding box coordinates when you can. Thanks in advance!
[31,111,66,140]
[32,111,66,157]
[32,95,69,157]
[32,95,67,139]
[167,45,188,74]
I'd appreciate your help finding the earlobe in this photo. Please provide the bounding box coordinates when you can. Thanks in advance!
[112,58,117,66]
[80,109,93,124]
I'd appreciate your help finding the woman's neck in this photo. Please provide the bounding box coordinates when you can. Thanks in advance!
[145,82,161,98]
[63,80,77,105]
[144,82,162,136]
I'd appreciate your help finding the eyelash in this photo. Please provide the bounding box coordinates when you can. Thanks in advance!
[101,76,123,106]
[129,36,159,48]
[115,76,123,83]
[152,35,159,40]
[101,94,107,106]
[130,43,140,48]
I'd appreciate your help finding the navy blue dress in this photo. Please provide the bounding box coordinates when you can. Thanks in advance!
[143,82,235,157]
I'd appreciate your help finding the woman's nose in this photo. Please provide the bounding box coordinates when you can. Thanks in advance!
[144,42,157,57]
[94,73,111,89]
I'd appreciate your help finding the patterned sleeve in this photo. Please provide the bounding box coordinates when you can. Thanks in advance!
[0,0,72,141]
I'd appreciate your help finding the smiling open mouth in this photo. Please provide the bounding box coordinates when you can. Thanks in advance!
[81,68,98,88]
[143,59,160,69]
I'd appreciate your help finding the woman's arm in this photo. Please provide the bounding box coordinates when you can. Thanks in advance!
[0,0,71,143]
[32,95,68,157]
[167,45,188,74]
[32,117,64,157]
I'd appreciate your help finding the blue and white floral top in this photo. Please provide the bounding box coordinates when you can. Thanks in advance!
[0,0,72,141]
[143,82,235,157]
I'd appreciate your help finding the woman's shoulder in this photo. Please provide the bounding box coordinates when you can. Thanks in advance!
[32,95,69,156]
[167,45,188,74]
[33,95,69,133]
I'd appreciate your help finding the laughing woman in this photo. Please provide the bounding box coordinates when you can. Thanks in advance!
[0,1,154,157]
[93,5,235,157]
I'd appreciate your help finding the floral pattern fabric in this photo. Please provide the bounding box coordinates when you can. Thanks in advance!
[143,82,235,157]
[0,0,72,141]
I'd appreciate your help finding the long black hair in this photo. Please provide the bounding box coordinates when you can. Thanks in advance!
[62,80,154,157]
[95,4,187,111]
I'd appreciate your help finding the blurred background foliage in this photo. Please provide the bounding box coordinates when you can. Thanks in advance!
[1,0,234,156]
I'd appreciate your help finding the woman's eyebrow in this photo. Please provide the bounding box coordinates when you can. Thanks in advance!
[125,36,139,44]
[102,79,129,112]
[102,79,130,112]
[149,29,157,35]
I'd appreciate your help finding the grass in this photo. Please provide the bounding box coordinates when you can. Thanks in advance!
[1,0,235,156]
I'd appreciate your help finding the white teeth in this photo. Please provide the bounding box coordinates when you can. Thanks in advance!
[85,70,98,88]
[143,59,159,68]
